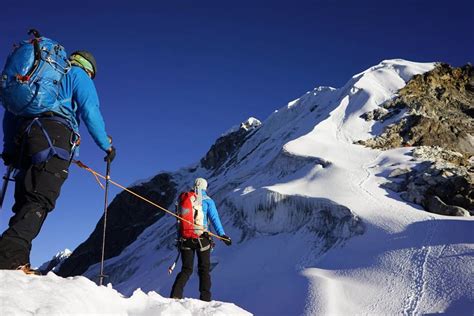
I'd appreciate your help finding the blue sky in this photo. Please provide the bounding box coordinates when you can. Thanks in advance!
[1,0,473,266]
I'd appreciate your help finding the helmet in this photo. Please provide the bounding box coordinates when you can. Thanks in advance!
[70,50,97,79]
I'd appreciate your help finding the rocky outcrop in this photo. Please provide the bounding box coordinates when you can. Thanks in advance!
[58,173,177,277]
[201,119,261,172]
[381,147,473,216]
[360,64,473,216]
[360,63,474,159]
[38,249,72,274]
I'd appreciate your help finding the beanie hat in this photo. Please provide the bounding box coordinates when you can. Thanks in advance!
[194,178,208,191]
[70,50,97,79]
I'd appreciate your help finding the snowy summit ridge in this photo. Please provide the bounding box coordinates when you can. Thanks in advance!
[222,117,261,136]
[38,248,72,273]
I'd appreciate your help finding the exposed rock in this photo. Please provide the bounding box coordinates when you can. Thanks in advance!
[200,119,261,172]
[388,168,411,178]
[383,147,473,216]
[424,195,470,217]
[38,249,72,274]
[361,64,474,160]
[412,146,467,166]
[361,107,389,121]
[360,64,473,217]
[381,181,404,192]
[58,173,177,277]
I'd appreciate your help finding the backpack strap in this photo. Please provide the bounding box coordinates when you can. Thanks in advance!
[17,30,43,83]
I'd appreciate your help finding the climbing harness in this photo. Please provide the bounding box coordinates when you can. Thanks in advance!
[21,114,80,164]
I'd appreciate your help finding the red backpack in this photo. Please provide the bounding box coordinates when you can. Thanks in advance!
[177,191,205,239]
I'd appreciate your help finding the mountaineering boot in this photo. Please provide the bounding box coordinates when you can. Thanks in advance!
[16,263,42,275]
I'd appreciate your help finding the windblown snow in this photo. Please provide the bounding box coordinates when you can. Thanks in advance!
[0,271,250,315]
[3,59,472,315]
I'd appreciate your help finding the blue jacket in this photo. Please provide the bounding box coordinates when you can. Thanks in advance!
[2,66,110,153]
[200,190,226,236]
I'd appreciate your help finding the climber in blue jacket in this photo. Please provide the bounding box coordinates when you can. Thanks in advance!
[170,178,232,302]
[0,51,115,274]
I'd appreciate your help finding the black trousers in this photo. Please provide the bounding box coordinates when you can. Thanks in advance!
[0,118,72,269]
[170,237,212,301]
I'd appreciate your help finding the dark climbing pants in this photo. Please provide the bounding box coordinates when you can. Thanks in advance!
[170,237,212,301]
[0,118,72,269]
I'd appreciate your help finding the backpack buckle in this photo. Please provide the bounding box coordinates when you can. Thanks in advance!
[16,74,30,83]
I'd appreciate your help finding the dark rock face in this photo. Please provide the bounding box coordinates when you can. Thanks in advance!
[361,64,474,159]
[360,64,473,217]
[200,122,261,172]
[200,129,248,170]
[424,195,470,217]
[38,250,71,274]
[40,256,63,274]
[58,173,177,277]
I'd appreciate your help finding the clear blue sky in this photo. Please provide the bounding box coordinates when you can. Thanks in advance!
[1,0,472,266]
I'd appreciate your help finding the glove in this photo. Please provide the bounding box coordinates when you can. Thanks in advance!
[1,152,16,166]
[104,146,116,163]
[221,235,232,246]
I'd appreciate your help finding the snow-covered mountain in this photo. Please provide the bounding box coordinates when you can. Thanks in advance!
[59,59,473,315]
[38,248,72,274]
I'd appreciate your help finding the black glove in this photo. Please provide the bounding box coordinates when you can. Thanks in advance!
[104,146,116,163]
[221,235,232,246]
[1,152,16,166]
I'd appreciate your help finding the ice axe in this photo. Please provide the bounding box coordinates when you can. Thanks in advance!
[168,250,181,274]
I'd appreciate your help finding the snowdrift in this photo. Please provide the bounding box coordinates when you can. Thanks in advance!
[0,271,251,315]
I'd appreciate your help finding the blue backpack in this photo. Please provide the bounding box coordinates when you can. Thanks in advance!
[0,29,71,116]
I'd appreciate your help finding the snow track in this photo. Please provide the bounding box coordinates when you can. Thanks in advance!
[402,217,437,316]
[294,61,472,314]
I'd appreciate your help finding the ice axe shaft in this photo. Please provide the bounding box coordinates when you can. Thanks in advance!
[0,166,14,210]
[98,160,111,286]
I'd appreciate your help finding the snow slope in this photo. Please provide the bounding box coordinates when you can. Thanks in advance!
[0,271,250,315]
[78,59,473,315]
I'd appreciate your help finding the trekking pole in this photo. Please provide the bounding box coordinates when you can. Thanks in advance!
[98,159,111,286]
[0,166,14,210]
